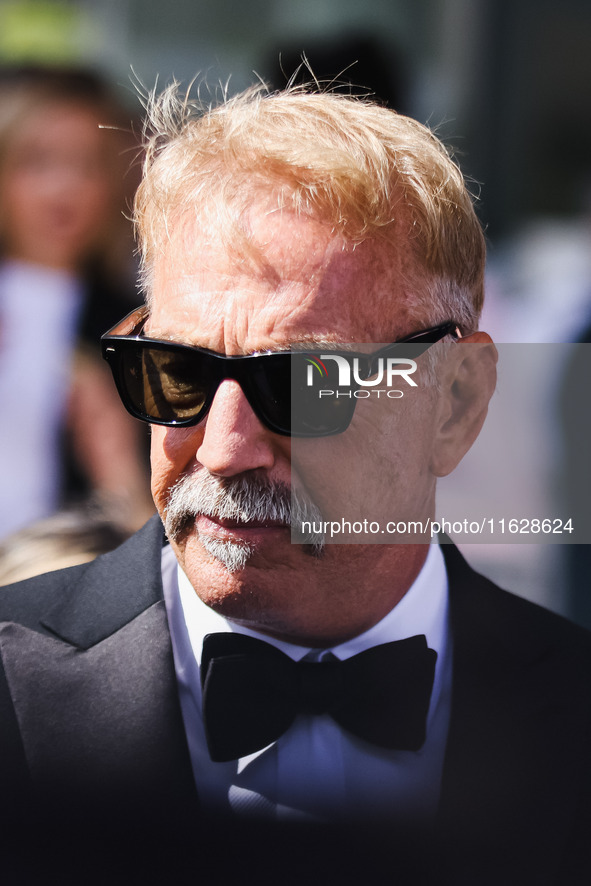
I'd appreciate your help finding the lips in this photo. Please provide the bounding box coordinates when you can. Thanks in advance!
[214,517,288,529]
[201,514,288,529]
[196,514,289,538]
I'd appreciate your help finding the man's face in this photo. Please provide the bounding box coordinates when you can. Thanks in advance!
[148,207,441,645]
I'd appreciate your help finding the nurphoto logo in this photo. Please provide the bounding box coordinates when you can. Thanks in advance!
[304,352,418,399]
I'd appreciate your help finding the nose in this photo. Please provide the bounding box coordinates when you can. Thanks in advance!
[196,379,280,477]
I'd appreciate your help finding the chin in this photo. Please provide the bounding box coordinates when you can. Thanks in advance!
[188,564,288,633]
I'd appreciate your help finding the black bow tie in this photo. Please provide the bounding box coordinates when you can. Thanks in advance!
[201,632,437,762]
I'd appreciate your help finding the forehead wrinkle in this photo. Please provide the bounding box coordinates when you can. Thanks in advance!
[306,239,414,342]
[151,209,423,354]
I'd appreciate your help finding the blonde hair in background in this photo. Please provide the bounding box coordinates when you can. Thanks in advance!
[135,82,486,333]
[0,504,130,586]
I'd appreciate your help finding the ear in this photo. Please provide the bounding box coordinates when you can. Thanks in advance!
[429,332,498,477]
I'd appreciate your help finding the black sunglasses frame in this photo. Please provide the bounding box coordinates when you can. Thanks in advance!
[101,307,460,437]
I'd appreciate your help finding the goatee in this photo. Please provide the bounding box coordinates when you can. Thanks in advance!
[164,471,325,572]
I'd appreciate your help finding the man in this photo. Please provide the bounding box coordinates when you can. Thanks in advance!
[1,85,590,885]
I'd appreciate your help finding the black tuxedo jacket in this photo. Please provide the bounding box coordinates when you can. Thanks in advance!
[1,515,590,885]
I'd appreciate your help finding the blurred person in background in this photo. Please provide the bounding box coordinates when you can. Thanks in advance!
[0,65,153,539]
[0,502,131,585]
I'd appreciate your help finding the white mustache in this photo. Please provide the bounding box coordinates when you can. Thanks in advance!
[164,471,325,552]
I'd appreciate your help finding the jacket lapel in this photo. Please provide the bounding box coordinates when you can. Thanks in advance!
[40,514,168,646]
[1,516,198,824]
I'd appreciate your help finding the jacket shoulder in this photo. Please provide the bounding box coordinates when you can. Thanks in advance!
[444,542,591,664]
[0,561,90,628]
[0,515,165,634]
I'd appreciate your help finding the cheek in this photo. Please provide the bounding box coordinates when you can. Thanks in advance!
[291,426,370,520]
[291,395,436,522]
[150,426,202,511]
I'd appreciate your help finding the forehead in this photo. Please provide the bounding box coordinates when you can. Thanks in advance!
[148,207,420,351]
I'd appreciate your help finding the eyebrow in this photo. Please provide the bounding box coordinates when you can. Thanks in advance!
[273,338,362,352]
[143,326,365,355]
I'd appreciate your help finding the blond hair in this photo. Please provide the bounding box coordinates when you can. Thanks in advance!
[135,84,486,331]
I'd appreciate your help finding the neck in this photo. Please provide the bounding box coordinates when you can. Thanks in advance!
[228,543,432,648]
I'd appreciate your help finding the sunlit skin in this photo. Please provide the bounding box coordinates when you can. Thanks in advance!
[148,207,496,646]
[0,102,115,271]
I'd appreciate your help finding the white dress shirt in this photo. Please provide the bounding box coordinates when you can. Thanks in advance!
[162,543,451,823]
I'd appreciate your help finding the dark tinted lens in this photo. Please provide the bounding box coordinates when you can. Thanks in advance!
[110,341,359,436]
[236,352,356,437]
[247,353,292,434]
[289,353,357,436]
[121,344,211,424]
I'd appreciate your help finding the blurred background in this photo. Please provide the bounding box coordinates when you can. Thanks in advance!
[0,0,589,624]
[1,0,589,243]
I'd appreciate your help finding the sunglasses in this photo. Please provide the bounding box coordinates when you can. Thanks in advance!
[101,307,459,438]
